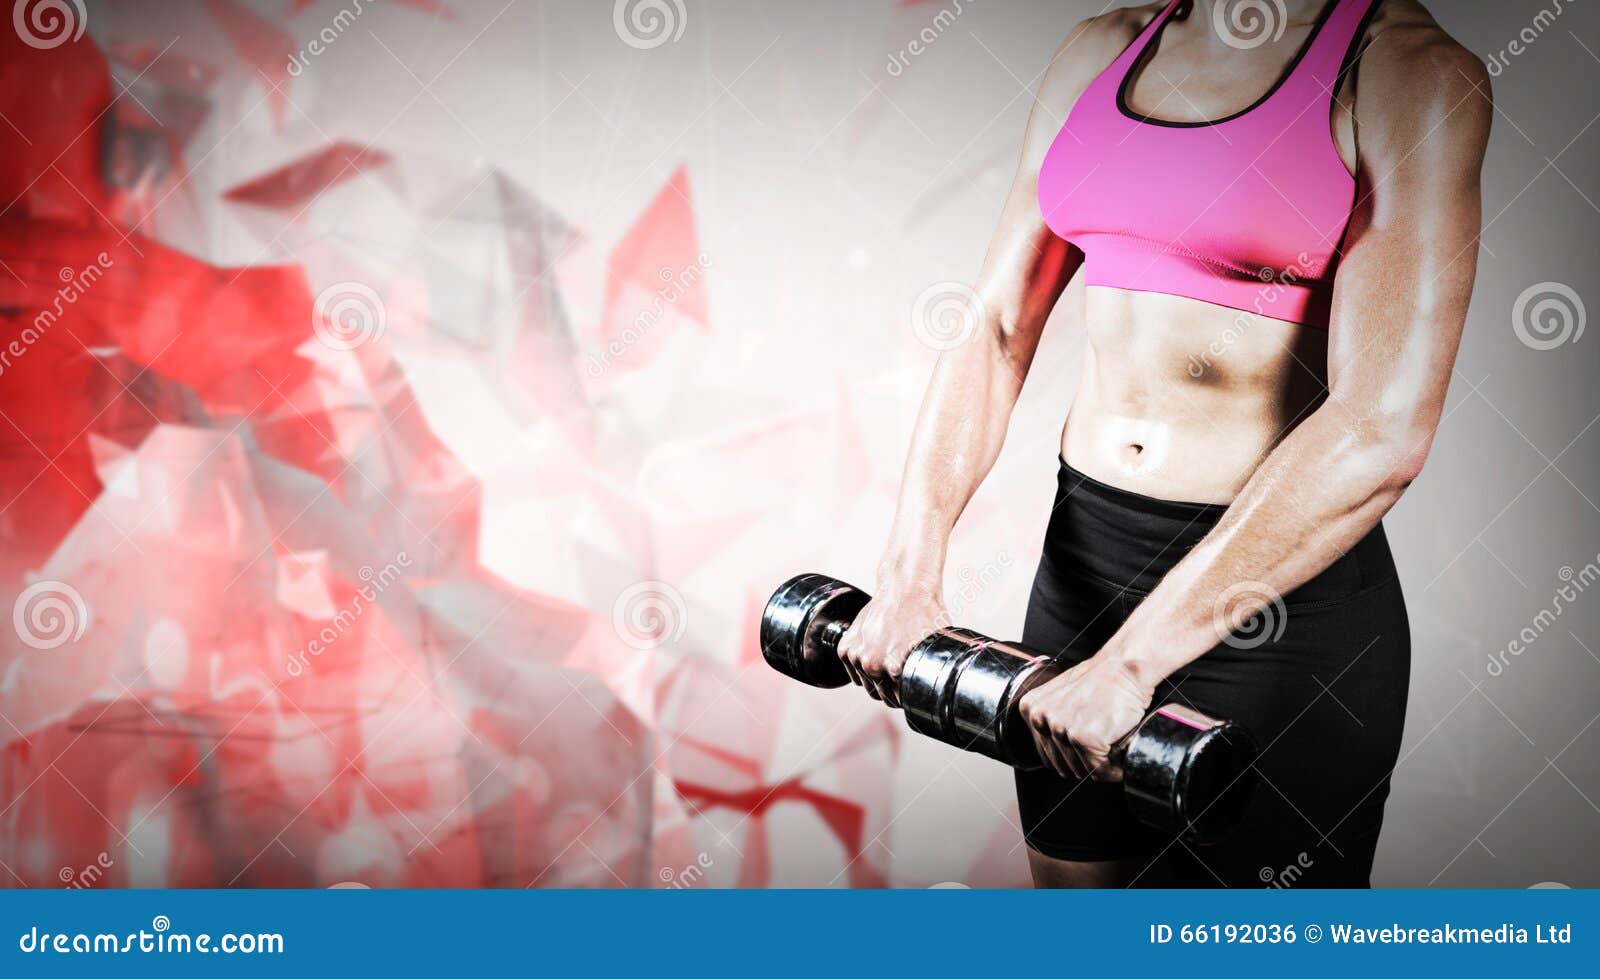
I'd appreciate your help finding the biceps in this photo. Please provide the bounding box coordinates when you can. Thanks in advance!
[1325,218,1474,433]
[1326,46,1488,419]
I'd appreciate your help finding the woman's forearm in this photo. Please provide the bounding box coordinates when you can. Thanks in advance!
[879,331,1028,584]
[841,287,1060,701]
[878,212,1075,587]
[1100,400,1430,689]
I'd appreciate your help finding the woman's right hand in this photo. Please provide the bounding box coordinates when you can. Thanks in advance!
[835,581,948,709]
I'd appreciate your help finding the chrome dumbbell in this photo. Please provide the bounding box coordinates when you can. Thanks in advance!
[760,573,1258,843]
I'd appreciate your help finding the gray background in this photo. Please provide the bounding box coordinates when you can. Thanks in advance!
[1365,0,1600,888]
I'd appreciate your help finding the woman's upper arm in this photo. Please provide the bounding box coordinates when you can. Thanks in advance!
[1324,23,1492,473]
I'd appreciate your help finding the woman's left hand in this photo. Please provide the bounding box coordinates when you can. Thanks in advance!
[1016,655,1155,782]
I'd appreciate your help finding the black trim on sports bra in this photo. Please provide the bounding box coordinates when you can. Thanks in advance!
[1115,0,1343,129]
[1330,0,1384,177]
[1336,0,1385,88]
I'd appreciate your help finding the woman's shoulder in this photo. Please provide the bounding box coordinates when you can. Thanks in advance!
[1349,0,1492,171]
[1059,2,1159,61]
[1363,0,1482,72]
[1033,2,1159,115]
[1358,0,1490,106]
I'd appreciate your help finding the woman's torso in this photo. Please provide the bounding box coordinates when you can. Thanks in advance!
[1044,0,1382,503]
[1064,287,1331,502]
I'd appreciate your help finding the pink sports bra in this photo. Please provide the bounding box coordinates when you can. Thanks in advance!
[1038,0,1381,327]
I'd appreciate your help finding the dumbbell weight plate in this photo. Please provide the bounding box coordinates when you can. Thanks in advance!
[899,629,978,749]
[988,649,1060,768]
[950,640,1059,768]
[1122,704,1259,845]
[759,574,867,688]
[901,631,1060,769]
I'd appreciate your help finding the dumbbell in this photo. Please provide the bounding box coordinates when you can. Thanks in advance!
[760,573,1258,843]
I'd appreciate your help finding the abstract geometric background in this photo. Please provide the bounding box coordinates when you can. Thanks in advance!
[0,0,1595,889]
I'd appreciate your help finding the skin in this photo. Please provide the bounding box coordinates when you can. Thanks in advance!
[834,0,1492,886]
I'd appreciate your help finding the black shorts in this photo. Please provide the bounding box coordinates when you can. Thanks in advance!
[1016,461,1410,887]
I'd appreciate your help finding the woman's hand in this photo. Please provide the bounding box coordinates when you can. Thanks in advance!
[1017,655,1154,781]
[835,583,948,709]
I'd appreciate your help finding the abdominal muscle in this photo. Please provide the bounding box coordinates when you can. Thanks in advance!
[1059,285,1330,505]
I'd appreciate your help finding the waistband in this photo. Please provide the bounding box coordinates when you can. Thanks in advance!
[1044,459,1394,600]
[1057,458,1230,521]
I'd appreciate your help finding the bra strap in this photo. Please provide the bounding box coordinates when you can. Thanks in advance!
[1107,0,1184,79]
[1288,0,1383,106]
